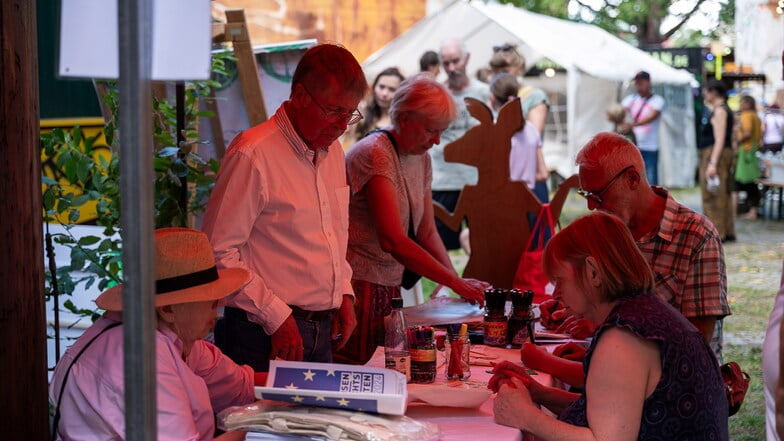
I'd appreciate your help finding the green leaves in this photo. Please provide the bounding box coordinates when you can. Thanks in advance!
[43,53,226,324]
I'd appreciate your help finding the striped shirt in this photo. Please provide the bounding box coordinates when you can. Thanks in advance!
[637,187,730,359]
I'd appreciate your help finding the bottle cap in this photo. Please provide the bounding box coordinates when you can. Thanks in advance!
[391,297,404,308]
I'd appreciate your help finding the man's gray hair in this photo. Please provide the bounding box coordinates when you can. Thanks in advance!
[439,38,468,60]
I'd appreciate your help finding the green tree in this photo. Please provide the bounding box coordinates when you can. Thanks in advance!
[500,0,734,47]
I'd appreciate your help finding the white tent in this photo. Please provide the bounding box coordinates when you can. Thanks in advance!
[363,0,699,187]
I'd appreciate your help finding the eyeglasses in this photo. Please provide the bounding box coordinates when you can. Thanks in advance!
[577,165,634,206]
[301,84,363,125]
[493,44,515,53]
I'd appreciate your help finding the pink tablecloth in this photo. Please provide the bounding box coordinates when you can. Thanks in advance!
[244,345,555,440]
[367,345,553,441]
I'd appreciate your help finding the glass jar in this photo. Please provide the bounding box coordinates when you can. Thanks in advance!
[409,326,436,384]
[508,289,536,347]
[444,333,471,380]
[483,288,508,347]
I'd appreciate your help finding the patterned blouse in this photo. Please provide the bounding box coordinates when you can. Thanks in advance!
[559,292,729,440]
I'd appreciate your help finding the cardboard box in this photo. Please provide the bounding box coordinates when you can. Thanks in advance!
[255,360,408,415]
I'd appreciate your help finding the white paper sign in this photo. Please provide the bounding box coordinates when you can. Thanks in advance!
[59,0,211,80]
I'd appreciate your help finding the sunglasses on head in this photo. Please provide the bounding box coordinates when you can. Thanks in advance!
[493,44,515,53]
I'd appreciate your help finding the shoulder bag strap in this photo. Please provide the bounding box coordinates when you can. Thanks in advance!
[51,321,123,441]
[372,129,417,239]
[632,96,651,123]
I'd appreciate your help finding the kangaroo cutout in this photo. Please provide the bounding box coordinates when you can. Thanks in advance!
[433,97,578,288]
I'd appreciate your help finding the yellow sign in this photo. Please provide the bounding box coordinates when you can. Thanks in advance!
[40,118,111,224]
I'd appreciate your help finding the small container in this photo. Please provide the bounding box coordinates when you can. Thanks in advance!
[508,290,536,347]
[408,326,437,384]
[483,288,508,347]
[444,326,471,380]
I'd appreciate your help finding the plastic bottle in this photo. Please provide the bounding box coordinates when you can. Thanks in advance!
[385,297,411,382]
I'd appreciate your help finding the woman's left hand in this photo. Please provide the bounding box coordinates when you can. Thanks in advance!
[494,377,536,431]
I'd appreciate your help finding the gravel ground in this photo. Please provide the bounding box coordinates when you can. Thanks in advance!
[671,188,784,347]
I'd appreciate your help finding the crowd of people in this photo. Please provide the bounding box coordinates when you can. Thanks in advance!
[49,40,784,440]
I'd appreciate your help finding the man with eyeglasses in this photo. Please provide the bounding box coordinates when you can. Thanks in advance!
[430,37,491,251]
[524,132,730,387]
[575,131,730,361]
[202,44,367,371]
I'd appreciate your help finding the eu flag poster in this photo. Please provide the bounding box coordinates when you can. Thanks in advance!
[255,360,408,415]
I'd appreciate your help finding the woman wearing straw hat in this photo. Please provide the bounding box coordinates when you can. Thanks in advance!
[49,228,257,441]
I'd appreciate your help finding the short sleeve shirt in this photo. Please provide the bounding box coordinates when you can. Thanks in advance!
[622,93,665,152]
[346,130,431,286]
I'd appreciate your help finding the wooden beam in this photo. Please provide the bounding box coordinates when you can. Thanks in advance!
[0,0,49,438]
[222,9,268,125]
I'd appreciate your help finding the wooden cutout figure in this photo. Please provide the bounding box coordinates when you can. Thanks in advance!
[433,97,577,288]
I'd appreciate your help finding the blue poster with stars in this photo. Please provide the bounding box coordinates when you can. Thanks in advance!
[255,360,408,415]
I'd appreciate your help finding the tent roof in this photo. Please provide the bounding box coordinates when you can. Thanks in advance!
[363,0,695,86]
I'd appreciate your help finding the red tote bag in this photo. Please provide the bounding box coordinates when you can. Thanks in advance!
[513,203,557,304]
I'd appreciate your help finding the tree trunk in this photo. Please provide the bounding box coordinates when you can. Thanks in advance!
[0,1,49,439]
[641,1,664,47]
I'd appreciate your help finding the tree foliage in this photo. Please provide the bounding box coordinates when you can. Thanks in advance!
[499,0,734,47]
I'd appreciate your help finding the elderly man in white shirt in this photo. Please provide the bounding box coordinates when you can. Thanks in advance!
[202,43,367,371]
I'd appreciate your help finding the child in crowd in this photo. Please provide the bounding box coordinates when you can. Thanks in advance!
[606,103,636,145]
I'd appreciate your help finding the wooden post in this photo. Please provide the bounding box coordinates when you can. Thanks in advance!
[223,9,268,125]
[0,0,49,439]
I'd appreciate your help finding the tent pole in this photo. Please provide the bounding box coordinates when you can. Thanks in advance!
[119,0,157,440]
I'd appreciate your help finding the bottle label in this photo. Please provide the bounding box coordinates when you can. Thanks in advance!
[510,323,532,346]
[385,354,411,382]
[410,348,436,362]
[484,321,508,346]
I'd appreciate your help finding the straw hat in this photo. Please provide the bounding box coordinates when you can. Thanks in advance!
[96,228,250,311]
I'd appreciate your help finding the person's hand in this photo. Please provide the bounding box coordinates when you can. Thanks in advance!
[706,162,718,179]
[520,342,550,371]
[488,360,534,392]
[331,295,357,351]
[494,377,536,431]
[270,314,304,361]
[456,278,489,308]
[617,122,633,134]
[555,315,598,340]
[539,299,568,330]
[552,342,587,361]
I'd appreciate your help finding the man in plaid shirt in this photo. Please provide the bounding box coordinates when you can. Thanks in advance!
[575,132,730,360]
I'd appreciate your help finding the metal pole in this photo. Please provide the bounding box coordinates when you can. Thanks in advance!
[176,82,188,223]
[119,0,157,440]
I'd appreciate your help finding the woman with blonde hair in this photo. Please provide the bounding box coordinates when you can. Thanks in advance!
[491,211,728,440]
[336,75,490,364]
[489,42,550,203]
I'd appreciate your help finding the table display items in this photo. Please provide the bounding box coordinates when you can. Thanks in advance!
[218,401,440,441]
[385,297,411,382]
[254,360,408,415]
[444,323,471,380]
[408,326,437,384]
[507,289,536,347]
[483,288,508,347]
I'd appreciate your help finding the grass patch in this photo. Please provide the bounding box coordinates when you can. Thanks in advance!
[725,345,766,440]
